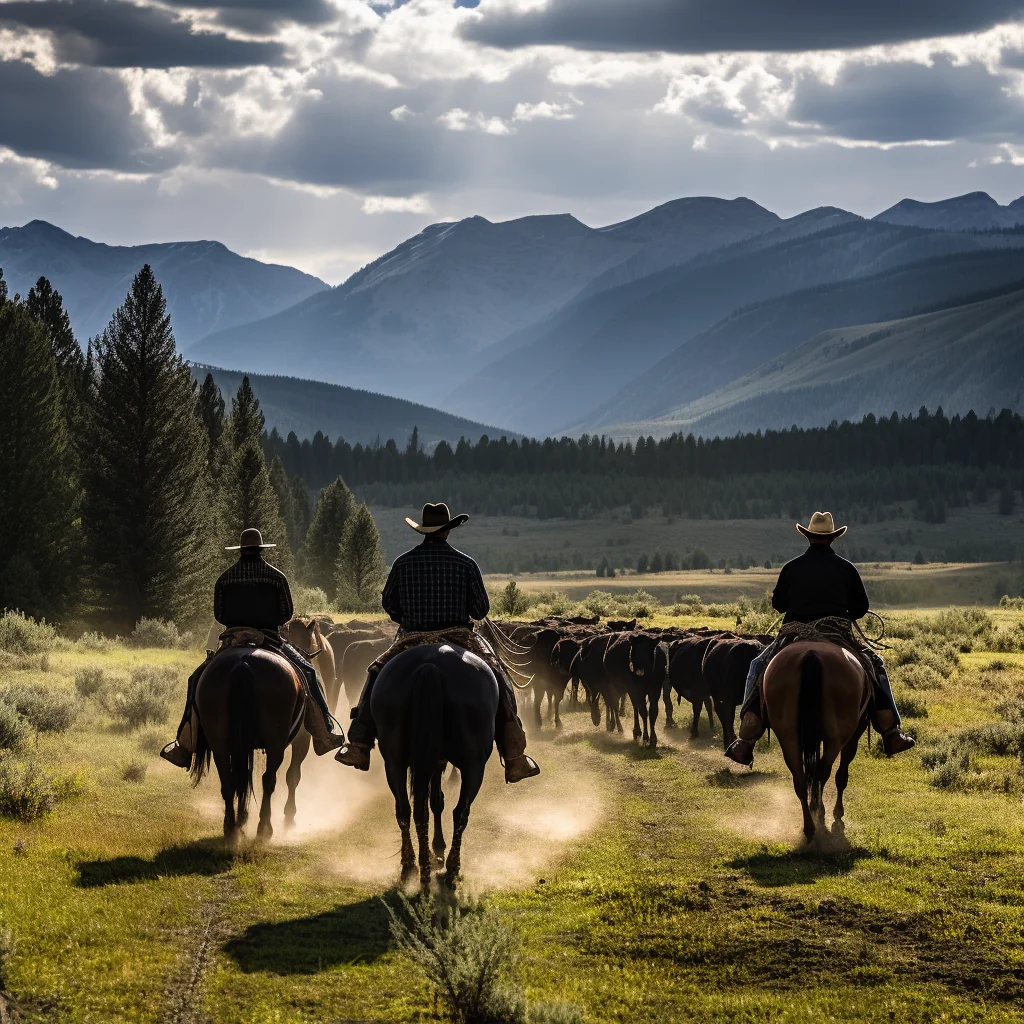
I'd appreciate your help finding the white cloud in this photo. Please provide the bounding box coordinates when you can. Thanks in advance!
[436,107,513,134]
[512,100,575,120]
[692,133,708,150]
[361,193,434,214]
[390,103,415,121]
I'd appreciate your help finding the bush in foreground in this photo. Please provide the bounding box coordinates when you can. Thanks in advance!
[0,701,27,752]
[0,758,87,821]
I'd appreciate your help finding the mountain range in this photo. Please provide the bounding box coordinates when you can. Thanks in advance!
[4,189,1024,443]
[0,220,326,347]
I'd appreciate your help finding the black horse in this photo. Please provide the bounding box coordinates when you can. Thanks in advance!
[372,643,499,889]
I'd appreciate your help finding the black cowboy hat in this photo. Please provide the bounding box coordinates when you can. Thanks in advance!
[226,527,276,550]
[405,502,469,535]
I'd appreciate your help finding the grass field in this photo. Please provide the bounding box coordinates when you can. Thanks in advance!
[3,606,1024,1022]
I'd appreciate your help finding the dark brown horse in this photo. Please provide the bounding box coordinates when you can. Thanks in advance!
[191,646,305,843]
[372,643,498,889]
[763,641,870,841]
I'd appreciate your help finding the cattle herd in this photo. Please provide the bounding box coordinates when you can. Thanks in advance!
[291,615,775,756]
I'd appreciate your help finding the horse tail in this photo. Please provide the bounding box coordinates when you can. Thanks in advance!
[228,655,258,821]
[798,651,823,808]
[408,663,443,814]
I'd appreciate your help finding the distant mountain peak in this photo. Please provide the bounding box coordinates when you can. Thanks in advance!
[874,191,1024,231]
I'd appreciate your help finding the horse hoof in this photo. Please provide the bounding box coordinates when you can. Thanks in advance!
[400,864,417,885]
[442,871,459,891]
[432,851,446,867]
[257,824,273,842]
[283,816,296,831]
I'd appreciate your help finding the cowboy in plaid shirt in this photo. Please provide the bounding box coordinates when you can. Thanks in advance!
[337,503,540,784]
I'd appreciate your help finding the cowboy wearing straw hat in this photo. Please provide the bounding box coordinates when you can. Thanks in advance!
[160,528,345,768]
[336,502,540,784]
[725,512,915,767]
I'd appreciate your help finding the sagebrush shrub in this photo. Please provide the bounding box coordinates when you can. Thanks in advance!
[129,618,192,650]
[387,894,525,1024]
[921,738,975,790]
[891,663,944,691]
[119,760,147,784]
[76,632,123,652]
[74,666,106,698]
[291,585,331,618]
[0,683,79,733]
[0,701,27,751]
[0,610,60,655]
[99,665,181,729]
[0,758,55,820]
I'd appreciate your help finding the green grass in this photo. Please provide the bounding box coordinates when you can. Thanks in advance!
[3,615,1024,1021]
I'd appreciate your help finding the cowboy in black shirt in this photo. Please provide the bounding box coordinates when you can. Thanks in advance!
[336,503,540,784]
[725,512,915,767]
[160,528,345,768]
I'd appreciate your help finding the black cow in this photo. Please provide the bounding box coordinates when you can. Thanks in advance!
[603,632,668,748]
[666,634,718,738]
[701,637,764,749]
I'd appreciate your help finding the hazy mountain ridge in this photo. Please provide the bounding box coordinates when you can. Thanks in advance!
[191,364,513,447]
[589,245,1024,432]
[600,283,1024,440]
[875,191,1024,231]
[0,219,327,347]
[187,197,787,402]
[455,215,1023,434]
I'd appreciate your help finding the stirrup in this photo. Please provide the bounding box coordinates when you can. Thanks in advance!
[504,754,540,784]
[725,739,755,767]
[335,742,371,770]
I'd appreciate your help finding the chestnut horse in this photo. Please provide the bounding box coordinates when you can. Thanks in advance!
[762,641,870,842]
[372,643,498,889]
[190,645,305,843]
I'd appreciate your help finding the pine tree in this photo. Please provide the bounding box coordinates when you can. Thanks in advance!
[0,273,79,619]
[290,476,313,551]
[221,377,292,575]
[196,372,226,473]
[335,504,387,611]
[82,265,213,632]
[303,476,355,598]
[26,276,86,437]
[269,455,299,550]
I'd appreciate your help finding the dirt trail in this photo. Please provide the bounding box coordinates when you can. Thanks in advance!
[159,874,237,1024]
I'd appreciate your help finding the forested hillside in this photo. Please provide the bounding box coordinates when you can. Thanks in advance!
[192,365,511,447]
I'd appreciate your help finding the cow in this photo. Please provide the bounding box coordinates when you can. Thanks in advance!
[340,635,394,711]
[525,627,570,729]
[701,636,764,750]
[603,632,668,748]
[665,634,718,738]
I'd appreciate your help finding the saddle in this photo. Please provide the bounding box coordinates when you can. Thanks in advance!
[217,626,269,651]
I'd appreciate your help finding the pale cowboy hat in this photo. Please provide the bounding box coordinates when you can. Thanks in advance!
[796,511,847,541]
[225,527,276,551]
[405,502,470,535]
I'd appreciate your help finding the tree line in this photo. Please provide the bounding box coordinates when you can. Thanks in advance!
[263,408,1024,525]
[0,266,386,631]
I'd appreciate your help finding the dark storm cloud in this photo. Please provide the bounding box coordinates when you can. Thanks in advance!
[0,61,177,171]
[0,0,286,68]
[160,0,336,34]
[462,0,1024,54]
[789,57,1024,143]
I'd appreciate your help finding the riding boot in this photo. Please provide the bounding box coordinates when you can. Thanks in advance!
[302,670,346,755]
[160,658,209,769]
[492,668,540,783]
[336,666,379,770]
[867,654,915,756]
[725,712,767,767]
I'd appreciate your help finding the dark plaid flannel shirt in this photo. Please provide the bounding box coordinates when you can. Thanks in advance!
[382,538,490,633]
[214,554,293,630]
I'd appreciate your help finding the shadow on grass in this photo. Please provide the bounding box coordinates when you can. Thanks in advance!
[707,767,773,788]
[75,838,234,887]
[223,894,396,974]
[729,844,873,887]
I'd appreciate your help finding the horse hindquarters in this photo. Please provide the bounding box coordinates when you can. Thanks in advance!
[797,652,824,837]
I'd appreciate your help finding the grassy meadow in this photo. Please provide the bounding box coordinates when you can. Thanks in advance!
[2,592,1024,1021]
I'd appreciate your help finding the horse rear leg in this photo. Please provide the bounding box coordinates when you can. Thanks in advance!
[832,737,859,838]
[213,751,237,843]
[413,783,432,889]
[430,763,447,867]
[384,759,416,884]
[444,761,486,890]
[284,730,311,829]
[257,747,285,841]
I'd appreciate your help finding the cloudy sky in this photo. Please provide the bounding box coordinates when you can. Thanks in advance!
[2,0,1024,282]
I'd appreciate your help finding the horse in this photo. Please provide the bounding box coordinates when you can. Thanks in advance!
[190,645,305,843]
[372,643,498,889]
[278,616,338,824]
[762,641,870,842]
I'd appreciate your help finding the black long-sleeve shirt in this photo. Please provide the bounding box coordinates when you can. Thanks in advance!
[214,554,293,630]
[772,544,869,624]
[382,537,489,632]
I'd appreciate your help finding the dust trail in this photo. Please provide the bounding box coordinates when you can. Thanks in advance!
[189,729,606,891]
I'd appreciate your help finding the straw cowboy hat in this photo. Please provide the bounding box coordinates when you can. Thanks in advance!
[405,502,469,535]
[796,511,847,541]
[225,527,276,551]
